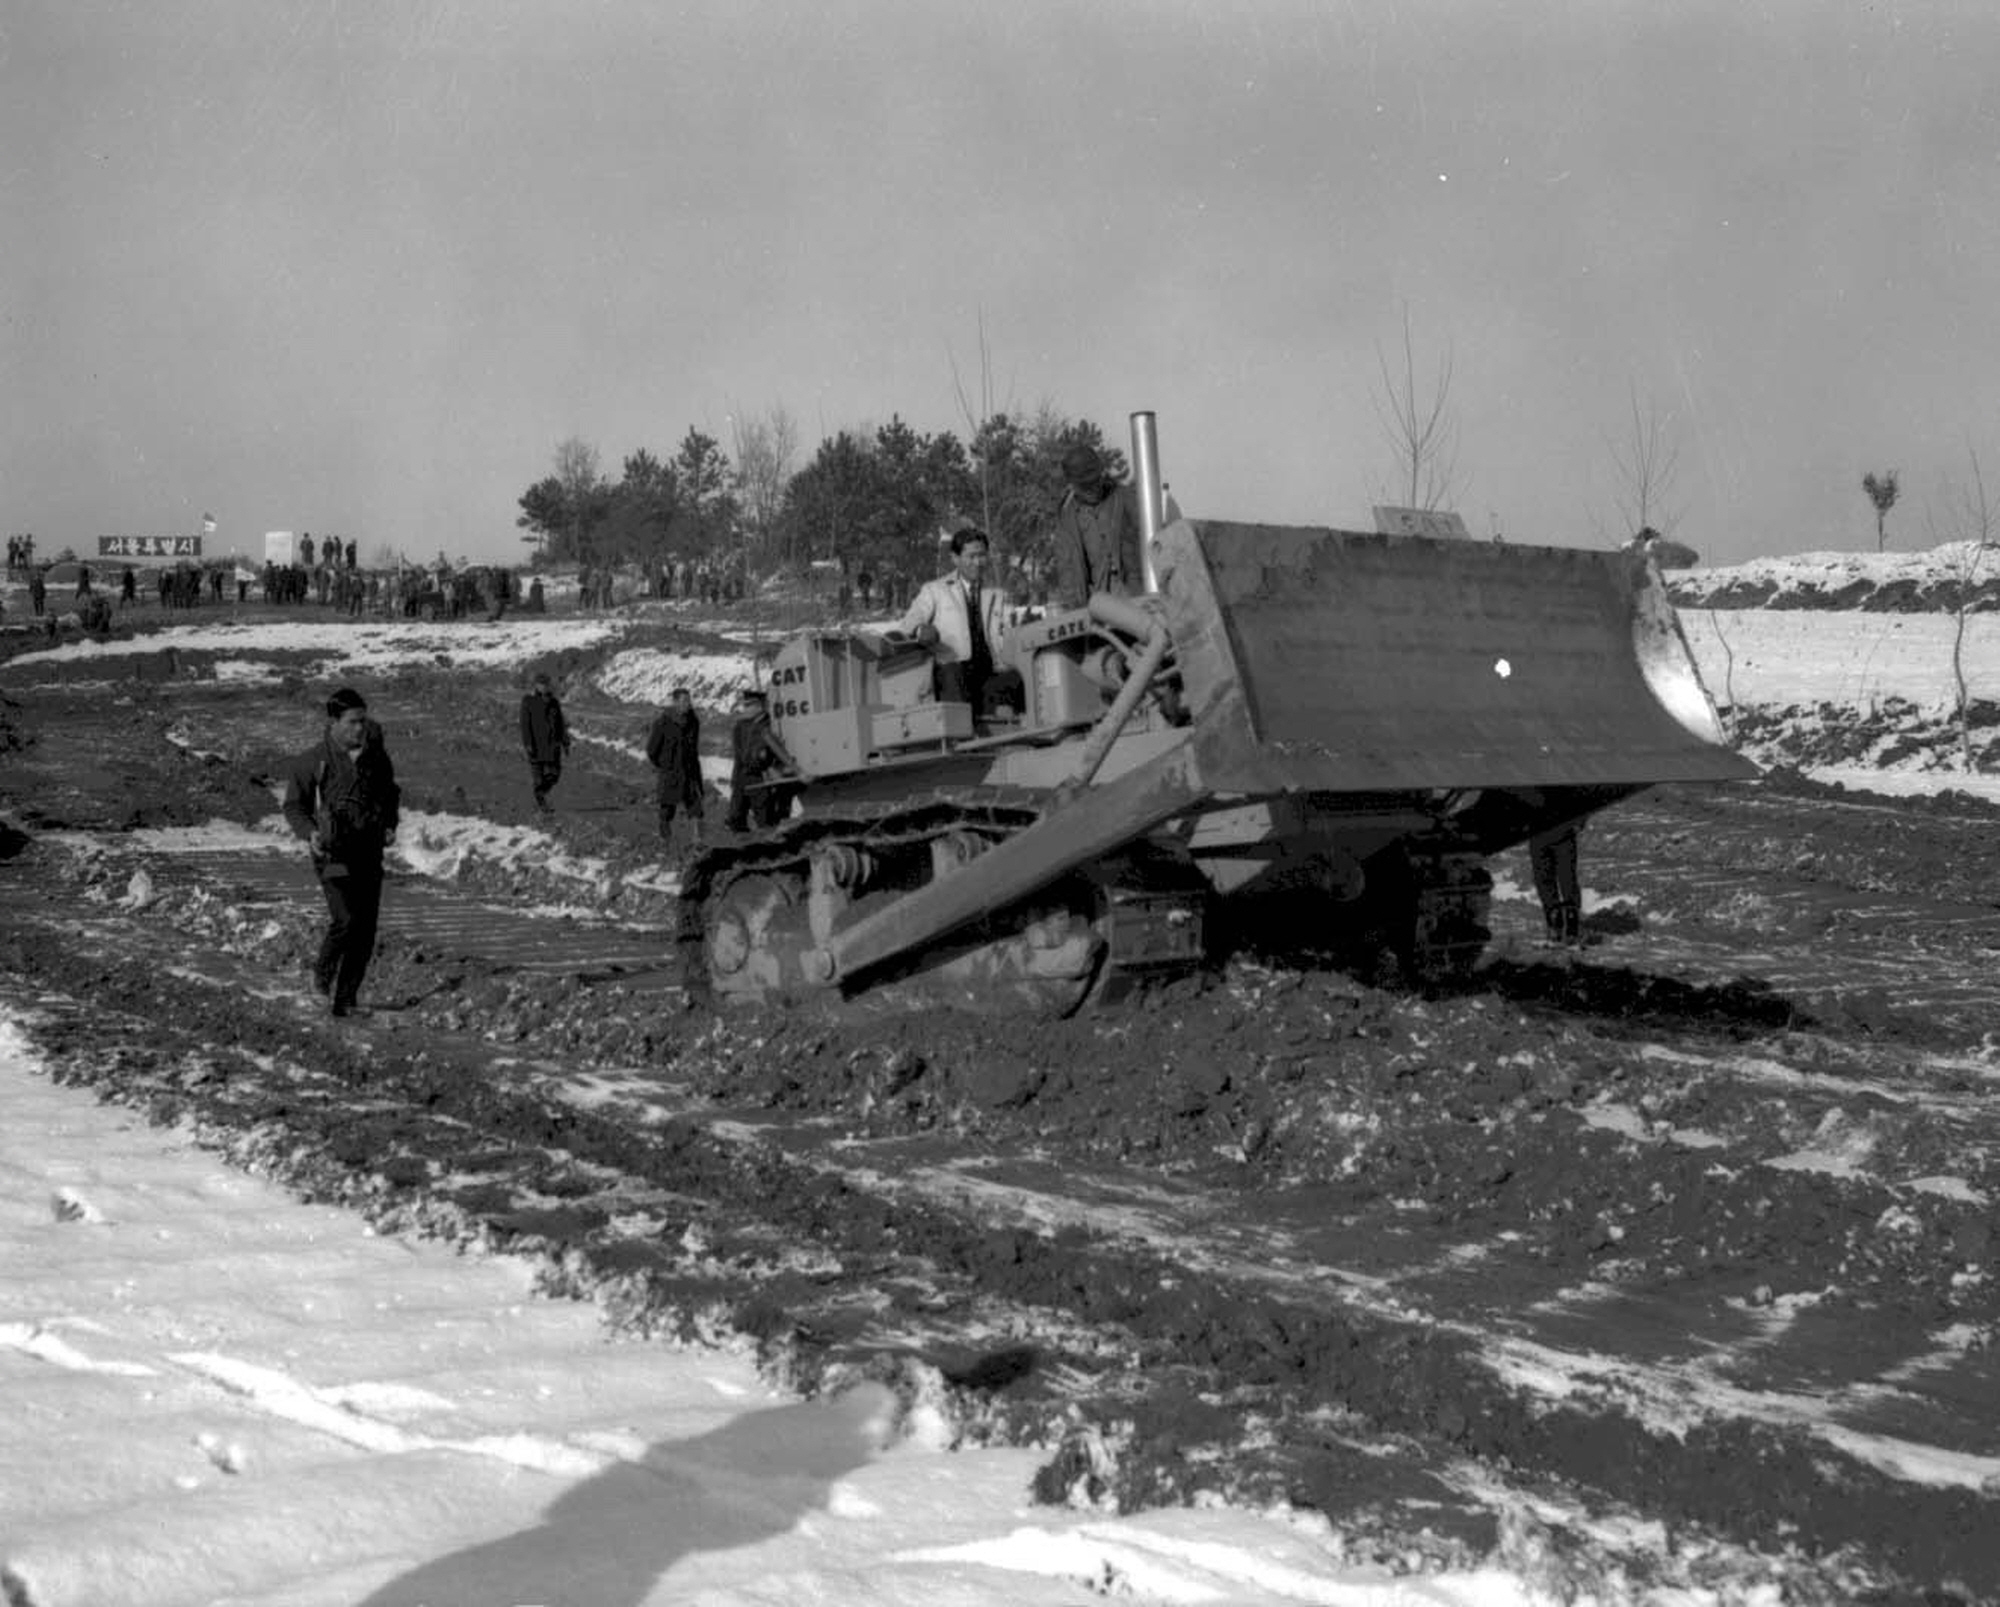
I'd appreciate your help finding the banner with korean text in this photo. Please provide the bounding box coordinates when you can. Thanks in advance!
[98,536,204,559]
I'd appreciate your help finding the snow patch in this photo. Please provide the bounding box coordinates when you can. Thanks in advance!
[593,645,759,708]
[3,616,633,674]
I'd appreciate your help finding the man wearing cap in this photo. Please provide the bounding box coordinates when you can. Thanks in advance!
[896,526,1012,714]
[519,671,571,812]
[282,688,401,1017]
[725,689,797,833]
[1050,443,1145,610]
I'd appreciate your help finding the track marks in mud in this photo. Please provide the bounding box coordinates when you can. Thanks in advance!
[5,882,1996,1597]
[9,728,2000,1597]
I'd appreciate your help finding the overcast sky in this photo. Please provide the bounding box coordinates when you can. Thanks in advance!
[6,0,1998,567]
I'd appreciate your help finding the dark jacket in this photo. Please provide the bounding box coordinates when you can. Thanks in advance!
[519,689,570,763]
[644,707,703,802]
[282,724,401,875]
[1051,482,1144,609]
[729,712,789,786]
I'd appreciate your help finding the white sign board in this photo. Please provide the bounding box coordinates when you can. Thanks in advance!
[1373,506,1472,540]
[264,531,295,565]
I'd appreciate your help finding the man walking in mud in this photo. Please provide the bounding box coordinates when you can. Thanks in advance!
[283,687,401,1017]
[518,671,571,812]
[644,685,705,847]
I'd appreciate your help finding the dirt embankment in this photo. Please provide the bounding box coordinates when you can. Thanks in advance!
[1669,566,2000,614]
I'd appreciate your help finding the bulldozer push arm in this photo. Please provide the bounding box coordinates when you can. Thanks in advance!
[803,683,1242,989]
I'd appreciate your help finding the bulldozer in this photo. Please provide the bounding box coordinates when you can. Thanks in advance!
[678,413,1755,1014]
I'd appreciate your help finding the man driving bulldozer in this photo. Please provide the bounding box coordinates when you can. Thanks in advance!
[896,526,1019,717]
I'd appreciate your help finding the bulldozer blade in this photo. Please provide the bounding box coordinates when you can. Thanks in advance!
[1154,521,1757,793]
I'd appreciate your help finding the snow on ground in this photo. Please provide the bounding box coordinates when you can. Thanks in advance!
[1678,609,2000,803]
[391,807,685,900]
[40,811,689,908]
[593,645,762,710]
[0,617,636,677]
[0,1018,1554,1607]
[1678,610,1997,714]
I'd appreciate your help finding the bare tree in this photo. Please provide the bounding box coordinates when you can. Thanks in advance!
[949,310,1011,546]
[553,436,602,565]
[1372,305,1461,511]
[1706,607,1737,738]
[1608,383,1683,539]
[730,404,798,573]
[1928,450,1994,773]
[1862,469,1899,553]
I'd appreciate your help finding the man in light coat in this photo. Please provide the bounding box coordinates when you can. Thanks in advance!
[895,527,1012,715]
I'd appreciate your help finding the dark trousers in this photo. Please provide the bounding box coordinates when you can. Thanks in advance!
[934,659,1022,721]
[314,863,384,1007]
[657,788,704,840]
[726,778,788,833]
[529,759,562,807]
[933,659,983,710]
[1528,824,1581,940]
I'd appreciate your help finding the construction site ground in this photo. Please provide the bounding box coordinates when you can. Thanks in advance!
[3,614,1998,1603]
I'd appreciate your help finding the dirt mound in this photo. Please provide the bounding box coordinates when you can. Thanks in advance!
[1669,551,2000,613]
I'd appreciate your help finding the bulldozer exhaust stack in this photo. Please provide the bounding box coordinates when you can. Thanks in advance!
[1130,410,1165,594]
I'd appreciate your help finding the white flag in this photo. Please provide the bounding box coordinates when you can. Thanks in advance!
[202,514,217,535]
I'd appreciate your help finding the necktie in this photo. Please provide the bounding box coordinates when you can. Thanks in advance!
[966,583,987,661]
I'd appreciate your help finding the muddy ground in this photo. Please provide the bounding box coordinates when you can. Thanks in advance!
[3,610,1999,1603]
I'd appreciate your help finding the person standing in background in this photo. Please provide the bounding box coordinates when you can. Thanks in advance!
[644,686,705,847]
[1528,820,1583,948]
[725,690,795,832]
[519,672,571,813]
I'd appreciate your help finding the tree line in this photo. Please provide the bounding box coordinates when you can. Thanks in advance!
[515,404,1127,583]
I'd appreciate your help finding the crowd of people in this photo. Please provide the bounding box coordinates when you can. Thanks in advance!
[578,556,755,610]
[8,531,1044,639]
